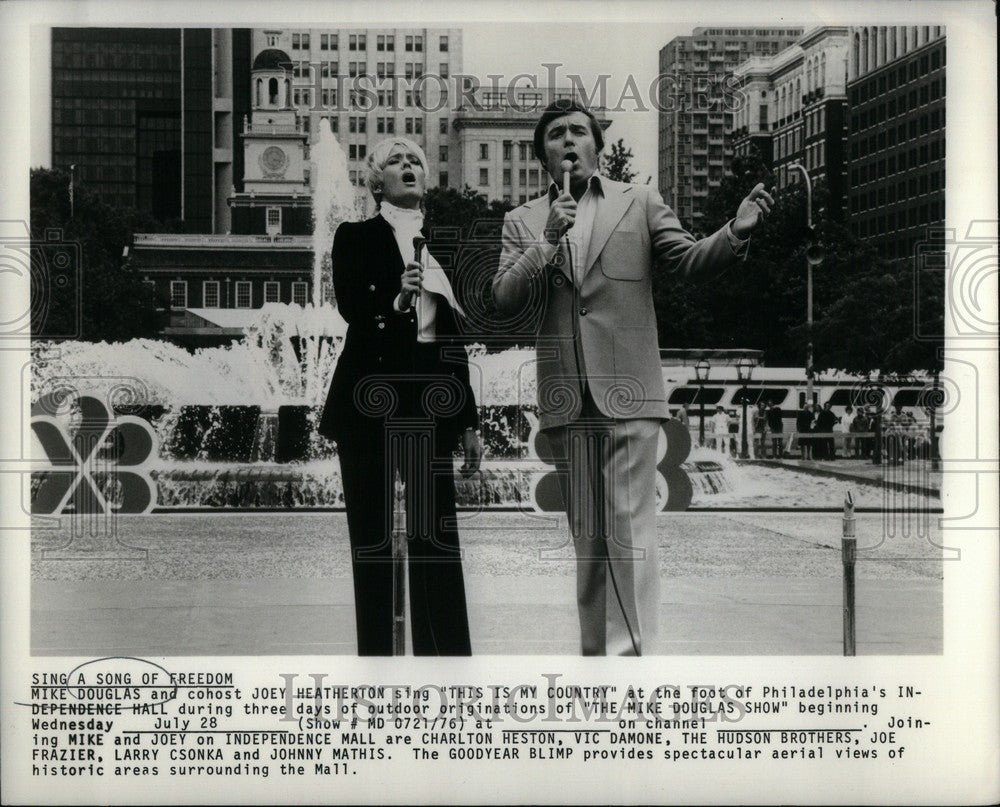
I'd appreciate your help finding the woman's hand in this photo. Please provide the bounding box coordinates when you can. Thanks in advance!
[460,429,482,478]
[398,261,423,310]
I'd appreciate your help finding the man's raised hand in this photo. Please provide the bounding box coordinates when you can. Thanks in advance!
[732,182,774,238]
[544,192,577,245]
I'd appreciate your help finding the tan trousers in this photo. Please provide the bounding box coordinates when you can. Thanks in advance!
[544,392,661,656]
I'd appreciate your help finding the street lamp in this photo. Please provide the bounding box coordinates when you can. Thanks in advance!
[694,358,710,447]
[736,355,755,459]
[787,163,823,406]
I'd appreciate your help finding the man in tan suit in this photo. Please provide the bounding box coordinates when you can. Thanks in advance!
[494,98,772,655]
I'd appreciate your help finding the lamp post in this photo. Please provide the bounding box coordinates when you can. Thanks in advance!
[694,358,710,447]
[787,163,822,406]
[736,355,754,459]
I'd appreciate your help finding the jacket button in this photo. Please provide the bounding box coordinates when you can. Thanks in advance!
[368,284,375,292]
[579,307,588,316]
[377,322,385,330]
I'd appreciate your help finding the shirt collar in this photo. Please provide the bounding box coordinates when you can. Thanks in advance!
[548,171,605,203]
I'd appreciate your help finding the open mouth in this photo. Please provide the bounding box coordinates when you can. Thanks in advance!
[401,170,416,183]
[563,152,578,164]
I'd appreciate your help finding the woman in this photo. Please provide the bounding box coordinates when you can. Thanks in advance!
[317,138,481,656]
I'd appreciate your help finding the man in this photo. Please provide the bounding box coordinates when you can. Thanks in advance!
[493,98,772,655]
[814,401,838,460]
[753,401,769,459]
[711,406,731,455]
[767,402,785,458]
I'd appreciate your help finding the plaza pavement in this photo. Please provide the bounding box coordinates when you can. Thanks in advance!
[31,510,942,657]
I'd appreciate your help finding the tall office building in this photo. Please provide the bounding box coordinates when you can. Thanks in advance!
[845,26,945,260]
[657,26,803,233]
[256,28,463,191]
[50,28,251,234]
[732,27,850,216]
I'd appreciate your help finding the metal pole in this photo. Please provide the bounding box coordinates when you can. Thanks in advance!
[788,163,814,404]
[842,491,857,656]
[698,388,705,447]
[391,469,407,656]
[740,385,749,459]
[930,370,941,472]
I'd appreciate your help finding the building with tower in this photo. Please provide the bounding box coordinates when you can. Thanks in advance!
[657,26,803,233]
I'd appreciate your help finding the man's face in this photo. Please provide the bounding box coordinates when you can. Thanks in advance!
[542,111,599,189]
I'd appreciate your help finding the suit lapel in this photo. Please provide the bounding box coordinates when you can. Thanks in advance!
[584,181,635,277]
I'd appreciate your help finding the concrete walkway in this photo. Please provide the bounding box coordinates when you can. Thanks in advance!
[746,457,941,498]
[31,512,942,657]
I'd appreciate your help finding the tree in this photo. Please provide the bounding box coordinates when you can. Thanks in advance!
[30,167,174,342]
[601,138,647,184]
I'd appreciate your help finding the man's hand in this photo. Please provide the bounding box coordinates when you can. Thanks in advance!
[731,182,774,239]
[460,429,482,478]
[398,261,423,310]
[544,192,577,245]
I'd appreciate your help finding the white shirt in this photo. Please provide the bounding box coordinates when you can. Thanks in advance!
[381,200,458,343]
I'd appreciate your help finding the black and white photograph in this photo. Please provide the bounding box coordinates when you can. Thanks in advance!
[1,0,996,803]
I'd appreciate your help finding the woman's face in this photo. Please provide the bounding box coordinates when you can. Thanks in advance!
[380,144,425,209]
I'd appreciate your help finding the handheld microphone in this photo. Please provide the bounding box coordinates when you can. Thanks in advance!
[560,159,573,196]
[412,236,426,263]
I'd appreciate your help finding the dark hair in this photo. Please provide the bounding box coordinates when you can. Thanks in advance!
[532,98,604,168]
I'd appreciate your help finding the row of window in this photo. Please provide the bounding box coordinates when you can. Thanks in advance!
[289,33,448,52]
[302,62,452,79]
[850,141,944,184]
[854,200,944,238]
[803,106,827,138]
[851,171,946,211]
[169,280,309,308]
[851,80,944,132]
[852,110,945,158]
[311,114,450,136]
[850,46,945,104]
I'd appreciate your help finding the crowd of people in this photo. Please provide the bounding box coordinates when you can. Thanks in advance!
[673,400,935,462]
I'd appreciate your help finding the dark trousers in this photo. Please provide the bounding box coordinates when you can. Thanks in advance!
[337,425,471,656]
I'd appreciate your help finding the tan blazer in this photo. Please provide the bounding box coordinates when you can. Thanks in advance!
[495,177,741,431]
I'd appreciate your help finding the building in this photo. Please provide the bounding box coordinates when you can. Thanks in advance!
[256,27,462,190]
[732,27,850,216]
[845,26,946,260]
[452,86,611,205]
[51,27,251,234]
[133,48,313,346]
[657,27,804,233]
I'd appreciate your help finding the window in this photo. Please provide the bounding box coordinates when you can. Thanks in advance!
[321,34,330,50]
[302,33,310,49]
[405,35,413,51]
[267,208,281,227]
[170,281,187,308]
[292,33,301,50]
[292,281,308,306]
[503,168,511,185]
[479,143,489,160]
[348,144,367,159]
[202,281,219,308]
[349,116,366,133]
[264,281,280,303]
[439,145,448,162]
[439,63,448,79]
[329,34,338,50]
[377,35,385,51]
[440,35,449,51]
[439,117,448,135]
[503,140,512,160]
[376,117,395,134]
[235,281,252,309]
[414,36,423,52]
[479,168,489,185]
[385,35,394,51]
[439,171,448,187]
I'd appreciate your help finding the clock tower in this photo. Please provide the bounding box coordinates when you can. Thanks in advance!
[229,48,312,237]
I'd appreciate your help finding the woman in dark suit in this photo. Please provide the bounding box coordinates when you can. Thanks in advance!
[317,138,481,656]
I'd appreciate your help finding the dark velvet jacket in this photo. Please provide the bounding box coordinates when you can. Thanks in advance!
[318,215,478,444]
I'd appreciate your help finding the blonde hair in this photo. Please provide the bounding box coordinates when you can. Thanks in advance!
[365,137,429,206]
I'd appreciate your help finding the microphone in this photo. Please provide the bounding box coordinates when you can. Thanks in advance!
[560,159,573,196]
[412,235,426,263]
